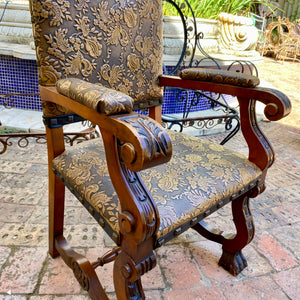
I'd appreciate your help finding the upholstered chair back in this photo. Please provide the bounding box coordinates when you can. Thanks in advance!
[30,0,164,109]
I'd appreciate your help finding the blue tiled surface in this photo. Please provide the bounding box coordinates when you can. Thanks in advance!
[0,56,225,114]
[0,55,41,111]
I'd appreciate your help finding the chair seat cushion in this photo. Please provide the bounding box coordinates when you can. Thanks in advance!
[52,131,262,246]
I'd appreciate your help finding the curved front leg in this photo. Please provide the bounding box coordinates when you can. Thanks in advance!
[100,114,172,298]
[218,193,254,276]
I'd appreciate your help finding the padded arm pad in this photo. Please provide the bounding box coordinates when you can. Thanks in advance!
[179,68,260,88]
[56,78,134,116]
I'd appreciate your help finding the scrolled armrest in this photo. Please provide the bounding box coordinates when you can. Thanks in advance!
[255,87,291,121]
[56,78,134,115]
[179,68,260,88]
[113,114,172,172]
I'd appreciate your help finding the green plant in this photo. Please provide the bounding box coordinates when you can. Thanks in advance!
[0,127,27,134]
[163,0,277,19]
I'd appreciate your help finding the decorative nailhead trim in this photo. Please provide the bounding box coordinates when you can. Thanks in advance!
[112,233,119,244]
[203,210,210,217]
[174,228,182,236]
[217,201,224,208]
[88,206,95,216]
[190,217,198,226]
[99,217,105,228]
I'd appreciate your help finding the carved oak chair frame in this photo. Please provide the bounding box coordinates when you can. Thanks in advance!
[29,0,291,299]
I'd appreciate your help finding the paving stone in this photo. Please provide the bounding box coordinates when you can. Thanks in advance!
[27,206,96,225]
[52,296,89,299]
[190,241,235,285]
[166,228,206,245]
[29,296,53,300]
[266,167,300,190]
[252,208,288,230]
[0,187,46,205]
[255,232,298,271]
[0,223,48,246]
[0,203,34,223]
[144,290,163,300]
[0,296,26,300]
[204,213,236,233]
[271,184,300,204]
[270,223,300,260]
[162,286,224,300]
[0,172,47,190]
[39,256,81,295]
[272,266,300,300]
[0,161,32,174]
[271,203,300,224]
[0,142,47,164]
[63,224,106,248]
[156,244,205,290]
[0,247,11,267]
[241,244,273,277]
[220,275,289,300]
[250,189,284,210]
[0,247,47,294]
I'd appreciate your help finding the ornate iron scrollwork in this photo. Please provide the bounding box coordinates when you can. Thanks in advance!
[161,0,267,144]
[0,93,100,154]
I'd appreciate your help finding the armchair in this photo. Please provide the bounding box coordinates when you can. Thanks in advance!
[29,0,291,299]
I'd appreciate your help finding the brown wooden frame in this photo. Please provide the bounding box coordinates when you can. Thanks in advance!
[39,75,291,299]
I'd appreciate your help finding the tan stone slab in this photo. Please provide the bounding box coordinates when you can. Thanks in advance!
[273,266,300,300]
[255,231,298,272]
[0,246,11,267]
[39,256,81,295]
[270,223,300,260]
[0,172,47,190]
[63,224,106,248]
[220,275,289,300]
[0,223,48,247]
[0,203,34,223]
[0,160,32,174]
[0,247,47,294]
[0,187,46,205]
[27,206,97,225]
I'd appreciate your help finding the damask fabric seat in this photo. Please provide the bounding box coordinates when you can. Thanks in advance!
[53,130,262,246]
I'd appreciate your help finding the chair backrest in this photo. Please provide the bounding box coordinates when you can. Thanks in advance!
[29,0,164,105]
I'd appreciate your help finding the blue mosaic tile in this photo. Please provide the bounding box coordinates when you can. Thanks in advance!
[0,55,41,111]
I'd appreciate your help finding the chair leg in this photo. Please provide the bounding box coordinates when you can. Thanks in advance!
[46,126,66,258]
[193,193,254,276]
[113,250,157,300]
[218,194,254,275]
[55,235,109,300]
[113,254,145,300]
[48,173,65,258]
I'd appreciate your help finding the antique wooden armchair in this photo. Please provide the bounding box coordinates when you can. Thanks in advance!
[29,0,291,299]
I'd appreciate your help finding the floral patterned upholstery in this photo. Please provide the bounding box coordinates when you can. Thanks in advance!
[52,131,262,246]
[30,0,164,103]
[180,68,260,88]
[56,78,134,115]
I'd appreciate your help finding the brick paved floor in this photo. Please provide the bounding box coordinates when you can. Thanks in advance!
[0,58,299,299]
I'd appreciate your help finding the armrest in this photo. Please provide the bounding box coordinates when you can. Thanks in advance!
[159,75,291,121]
[56,78,134,115]
[40,84,170,245]
[159,74,291,174]
[179,68,260,88]
[39,85,172,172]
